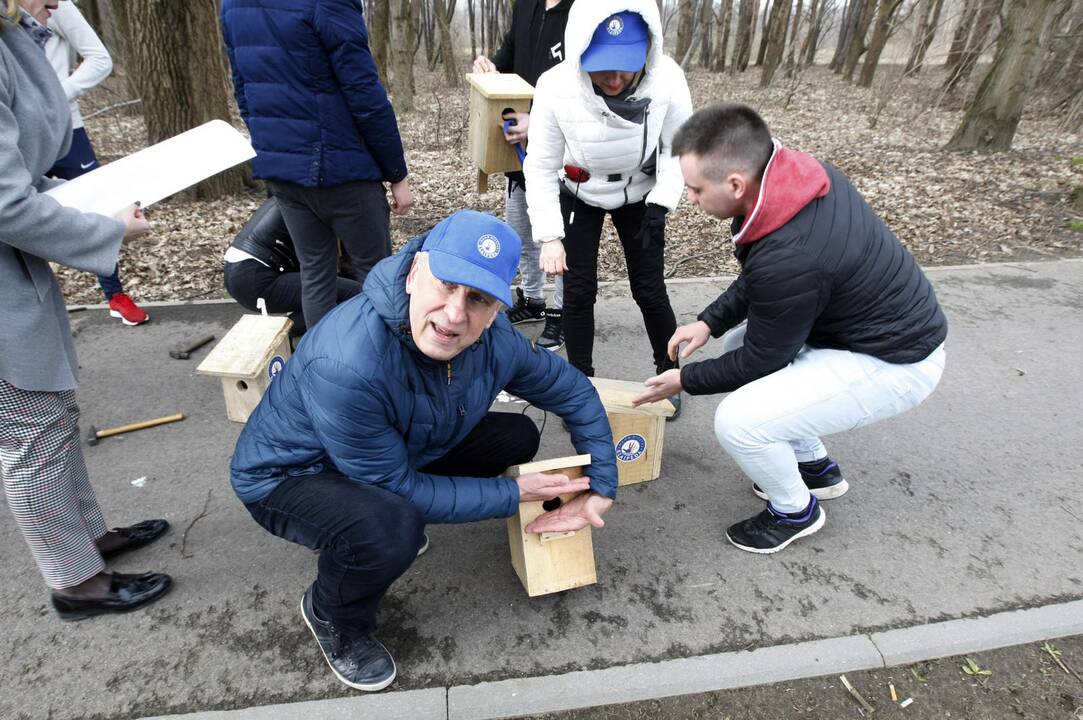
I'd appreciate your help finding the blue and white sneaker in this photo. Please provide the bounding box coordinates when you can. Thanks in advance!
[753,457,848,501]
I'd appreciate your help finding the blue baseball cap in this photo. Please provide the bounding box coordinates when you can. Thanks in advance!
[581,11,650,73]
[422,210,521,307]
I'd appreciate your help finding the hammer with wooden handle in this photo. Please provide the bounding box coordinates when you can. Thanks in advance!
[169,334,215,360]
[86,413,185,446]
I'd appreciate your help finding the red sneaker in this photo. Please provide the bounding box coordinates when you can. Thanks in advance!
[108,293,150,326]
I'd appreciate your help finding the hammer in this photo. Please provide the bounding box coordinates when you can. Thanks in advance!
[86,413,185,446]
[169,334,215,360]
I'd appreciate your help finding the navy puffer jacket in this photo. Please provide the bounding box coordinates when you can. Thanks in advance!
[221,0,407,187]
[230,237,618,522]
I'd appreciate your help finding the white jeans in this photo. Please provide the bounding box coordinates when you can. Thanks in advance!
[507,183,563,307]
[713,324,946,513]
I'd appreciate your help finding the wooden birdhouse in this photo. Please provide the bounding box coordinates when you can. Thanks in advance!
[196,314,292,423]
[589,377,675,486]
[506,454,597,597]
[465,72,534,193]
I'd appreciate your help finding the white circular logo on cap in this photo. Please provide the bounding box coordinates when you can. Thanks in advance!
[606,16,624,35]
[477,234,500,259]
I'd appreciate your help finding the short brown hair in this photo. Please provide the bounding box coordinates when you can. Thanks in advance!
[672,102,774,181]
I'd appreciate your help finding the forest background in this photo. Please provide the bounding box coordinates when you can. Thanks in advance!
[53,0,1083,304]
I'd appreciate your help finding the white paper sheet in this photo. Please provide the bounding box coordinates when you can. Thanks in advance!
[45,119,256,216]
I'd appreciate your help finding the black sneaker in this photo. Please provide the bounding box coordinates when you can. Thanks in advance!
[301,586,396,691]
[667,393,681,421]
[753,457,848,501]
[726,497,825,554]
[506,288,545,324]
[536,308,564,351]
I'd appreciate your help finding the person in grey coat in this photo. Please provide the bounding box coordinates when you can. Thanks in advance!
[0,0,171,621]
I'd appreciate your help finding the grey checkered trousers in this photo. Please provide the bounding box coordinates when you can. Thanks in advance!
[0,378,107,589]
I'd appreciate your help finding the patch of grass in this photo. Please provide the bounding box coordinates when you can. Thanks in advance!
[1070,220,1083,232]
[962,657,993,676]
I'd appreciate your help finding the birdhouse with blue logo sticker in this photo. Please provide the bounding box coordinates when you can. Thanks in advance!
[465,72,534,192]
[196,314,292,423]
[589,377,675,486]
[507,454,597,597]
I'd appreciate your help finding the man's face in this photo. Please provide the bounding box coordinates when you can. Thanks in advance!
[679,153,747,221]
[405,253,501,362]
[20,0,63,25]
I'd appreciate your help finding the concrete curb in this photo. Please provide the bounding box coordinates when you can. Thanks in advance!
[67,257,1083,313]
[142,599,1083,720]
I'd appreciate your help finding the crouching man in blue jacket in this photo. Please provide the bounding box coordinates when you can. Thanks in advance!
[230,210,617,692]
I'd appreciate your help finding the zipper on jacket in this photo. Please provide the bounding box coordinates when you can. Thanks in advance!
[447,362,452,385]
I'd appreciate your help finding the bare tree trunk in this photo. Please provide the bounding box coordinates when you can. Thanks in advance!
[943,0,1003,94]
[676,0,697,62]
[368,0,391,87]
[831,0,859,70]
[1035,0,1082,89]
[390,0,421,111]
[905,0,945,75]
[799,0,820,64]
[714,0,734,70]
[434,0,459,87]
[467,0,477,60]
[759,0,791,85]
[700,0,715,66]
[755,0,772,65]
[946,0,1058,151]
[114,0,246,197]
[840,0,876,80]
[857,0,904,87]
[731,0,752,72]
[943,0,978,73]
[784,0,804,75]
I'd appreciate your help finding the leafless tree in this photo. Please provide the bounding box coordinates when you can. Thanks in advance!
[904,0,946,74]
[676,0,697,62]
[700,0,716,66]
[390,0,421,111]
[112,0,247,197]
[731,0,758,72]
[946,0,1060,151]
[367,0,392,87]
[840,0,876,80]
[759,0,791,85]
[942,0,1004,95]
[714,0,735,70]
[857,0,909,87]
[784,0,805,75]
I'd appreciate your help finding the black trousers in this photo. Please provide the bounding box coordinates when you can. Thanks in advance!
[559,192,678,376]
[223,260,360,336]
[267,180,391,330]
[244,412,540,637]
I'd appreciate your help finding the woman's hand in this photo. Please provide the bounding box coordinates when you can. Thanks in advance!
[539,239,567,275]
[115,204,149,240]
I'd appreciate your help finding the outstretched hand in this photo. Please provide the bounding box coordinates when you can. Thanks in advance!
[632,368,682,407]
[667,320,712,361]
[525,493,613,534]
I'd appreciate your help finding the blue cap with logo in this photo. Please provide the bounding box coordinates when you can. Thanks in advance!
[422,210,521,307]
[581,11,650,73]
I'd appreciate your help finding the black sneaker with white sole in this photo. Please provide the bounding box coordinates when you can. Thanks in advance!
[301,586,396,691]
[752,457,848,501]
[726,497,825,554]
[536,308,564,351]
[506,288,545,324]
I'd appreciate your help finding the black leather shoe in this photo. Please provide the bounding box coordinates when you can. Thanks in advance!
[301,586,396,691]
[100,519,170,559]
[51,572,173,621]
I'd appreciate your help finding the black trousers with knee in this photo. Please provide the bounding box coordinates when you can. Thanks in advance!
[559,192,678,376]
[244,412,540,637]
[223,259,359,336]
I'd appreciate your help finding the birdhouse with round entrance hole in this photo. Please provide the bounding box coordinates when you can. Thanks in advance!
[589,377,675,486]
[196,314,292,423]
[465,72,534,192]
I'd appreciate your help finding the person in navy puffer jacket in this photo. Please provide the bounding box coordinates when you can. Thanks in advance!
[232,210,618,692]
[221,0,415,332]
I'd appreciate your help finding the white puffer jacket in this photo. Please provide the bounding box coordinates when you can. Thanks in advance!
[523,0,693,242]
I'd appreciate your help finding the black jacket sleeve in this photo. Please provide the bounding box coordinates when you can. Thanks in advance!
[698,275,749,337]
[681,247,828,395]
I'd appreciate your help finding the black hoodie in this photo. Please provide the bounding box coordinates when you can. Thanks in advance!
[491,0,574,85]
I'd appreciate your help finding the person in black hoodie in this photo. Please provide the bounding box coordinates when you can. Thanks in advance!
[634,102,947,554]
[472,0,573,351]
[223,198,360,336]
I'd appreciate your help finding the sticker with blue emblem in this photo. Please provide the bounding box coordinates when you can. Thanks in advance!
[267,355,286,380]
[606,15,624,35]
[477,233,500,259]
[615,433,646,462]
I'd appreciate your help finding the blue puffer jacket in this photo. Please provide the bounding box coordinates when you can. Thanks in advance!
[220,0,408,187]
[230,237,618,522]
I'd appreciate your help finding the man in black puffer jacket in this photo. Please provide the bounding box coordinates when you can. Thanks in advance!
[634,102,947,555]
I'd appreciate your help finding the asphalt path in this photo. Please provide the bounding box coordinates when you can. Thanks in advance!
[1,259,1081,720]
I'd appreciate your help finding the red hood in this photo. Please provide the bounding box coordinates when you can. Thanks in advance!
[733,140,830,245]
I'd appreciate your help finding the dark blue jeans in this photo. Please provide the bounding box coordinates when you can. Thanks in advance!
[245,412,540,637]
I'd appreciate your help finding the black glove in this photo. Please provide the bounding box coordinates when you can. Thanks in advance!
[636,203,668,249]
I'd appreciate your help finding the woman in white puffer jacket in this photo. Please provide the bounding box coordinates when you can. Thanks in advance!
[524,0,692,410]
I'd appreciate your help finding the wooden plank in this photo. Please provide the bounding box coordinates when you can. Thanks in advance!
[590,377,675,417]
[196,315,292,378]
[465,72,535,99]
[508,454,592,477]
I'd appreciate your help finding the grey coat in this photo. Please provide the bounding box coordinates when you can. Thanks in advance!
[0,18,124,392]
